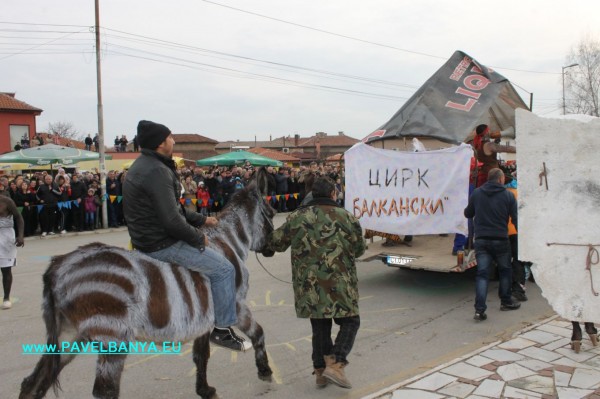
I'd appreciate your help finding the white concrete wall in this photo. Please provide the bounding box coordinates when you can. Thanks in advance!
[517,109,600,322]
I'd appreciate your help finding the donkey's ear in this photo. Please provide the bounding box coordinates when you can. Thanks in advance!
[254,167,269,196]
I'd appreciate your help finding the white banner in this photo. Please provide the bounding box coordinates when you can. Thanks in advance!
[344,143,471,235]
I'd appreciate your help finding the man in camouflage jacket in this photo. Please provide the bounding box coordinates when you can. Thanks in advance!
[267,176,366,389]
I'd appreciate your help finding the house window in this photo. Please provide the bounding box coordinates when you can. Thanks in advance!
[10,125,29,150]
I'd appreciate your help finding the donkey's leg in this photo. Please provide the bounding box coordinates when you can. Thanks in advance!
[192,333,217,399]
[237,303,273,381]
[19,328,80,399]
[92,354,127,399]
[19,353,77,399]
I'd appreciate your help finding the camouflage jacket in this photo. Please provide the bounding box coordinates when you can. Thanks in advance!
[267,198,366,319]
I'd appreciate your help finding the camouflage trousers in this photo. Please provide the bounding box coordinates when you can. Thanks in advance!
[310,316,360,369]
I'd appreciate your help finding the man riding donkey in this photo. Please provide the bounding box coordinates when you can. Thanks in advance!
[123,120,251,351]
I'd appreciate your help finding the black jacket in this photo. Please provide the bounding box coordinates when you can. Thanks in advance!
[36,182,61,205]
[123,149,207,253]
[464,181,517,239]
[70,180,88,200]
[274,172,288,194]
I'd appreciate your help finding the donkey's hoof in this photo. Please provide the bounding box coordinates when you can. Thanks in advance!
[258,372,273,382]
[197,386,217,399]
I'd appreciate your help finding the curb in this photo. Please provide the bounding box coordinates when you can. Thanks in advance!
[24,226,128,241]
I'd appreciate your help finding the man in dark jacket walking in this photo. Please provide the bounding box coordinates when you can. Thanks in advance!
[123,120,251,352]
[464,168,520,321]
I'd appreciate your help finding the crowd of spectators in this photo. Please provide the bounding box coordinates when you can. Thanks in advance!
[0,161,346,237]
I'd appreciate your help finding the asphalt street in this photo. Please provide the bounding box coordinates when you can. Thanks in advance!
[0,214,554,399]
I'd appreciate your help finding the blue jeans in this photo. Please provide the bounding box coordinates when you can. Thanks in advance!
[147,241,238,327]
[474,239,513,313]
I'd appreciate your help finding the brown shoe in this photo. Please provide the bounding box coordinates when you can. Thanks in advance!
[323,355,352,389]
[313,368,328,388]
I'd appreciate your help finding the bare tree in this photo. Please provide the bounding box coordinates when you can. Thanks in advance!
[564,34,600,116]
[47,121,83,141]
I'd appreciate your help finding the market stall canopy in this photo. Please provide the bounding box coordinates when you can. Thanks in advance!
[0,144,109,166]
[363,50,529,145]
[196,150,282,167]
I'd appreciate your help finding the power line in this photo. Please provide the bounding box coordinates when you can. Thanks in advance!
[0,27,89,61]
[107,47,409,101]
[0,21,89,28]
[200,0,561,76]
[102,28,420,90]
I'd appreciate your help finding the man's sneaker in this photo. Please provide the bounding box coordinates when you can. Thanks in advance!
[2,300,12,309]
[48,232,56,236]
[209,327,252,352]
[513,292,528,302]
[501,302,521,311]
[60,230,67,234]
[474,312,487,321]
[41,232,47,237]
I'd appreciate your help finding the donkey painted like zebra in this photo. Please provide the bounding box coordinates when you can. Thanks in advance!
[20,169,275,399]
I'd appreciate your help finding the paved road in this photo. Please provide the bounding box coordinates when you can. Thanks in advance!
[1,216,554,398]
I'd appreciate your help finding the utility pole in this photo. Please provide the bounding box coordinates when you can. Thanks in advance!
[95,0,108,228]
[562,63,579,115]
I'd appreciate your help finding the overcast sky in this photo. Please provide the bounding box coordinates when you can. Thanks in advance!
[2,0,598,142]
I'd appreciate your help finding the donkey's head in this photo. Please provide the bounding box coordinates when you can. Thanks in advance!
[225,167,276,254]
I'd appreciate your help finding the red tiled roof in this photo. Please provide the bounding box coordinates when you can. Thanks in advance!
[0,92,42,113]
[326,153,344,161]
[248,147,301,162]
[298,134,359,147]
[172,133,218,144]
[289,152,316,160]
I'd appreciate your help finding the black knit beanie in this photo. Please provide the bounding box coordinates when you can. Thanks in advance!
[137,120,171,150]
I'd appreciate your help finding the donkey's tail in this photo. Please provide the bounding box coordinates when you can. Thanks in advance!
[41,268,62,394]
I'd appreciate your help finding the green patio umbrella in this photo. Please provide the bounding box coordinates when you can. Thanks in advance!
[196,150,282,167]
[0,144,108,166]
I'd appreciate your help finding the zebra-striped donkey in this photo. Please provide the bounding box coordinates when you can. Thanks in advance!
[20,168,276,399]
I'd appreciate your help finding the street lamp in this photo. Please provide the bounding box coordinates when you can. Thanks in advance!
[562,63,579,115]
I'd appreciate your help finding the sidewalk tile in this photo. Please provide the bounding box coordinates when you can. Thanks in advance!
[480,349,525,362]
[496,363,536,381]
[583,355,600,369]
[503,386,542,398]
[555,347,597,362]
[498,337,537,350]
[554,370,571,387]
[541,337,571,351]
[509,375,555,395]
[518,346,563,362]
[548,320,573,329]
[537,324,573,337]
[406,372,457,391]
[466,355,493,367]
[569,368,600,389]
[441,362,494,381]
[472,379,504,397]
[391,389,444,399]
[553,357,598,370]
[554,387,593,398]
[520,330,563,345]
[438,381,476,398]
[516,359,552,371]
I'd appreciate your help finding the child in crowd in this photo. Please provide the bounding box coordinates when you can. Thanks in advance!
[84,188,99,230]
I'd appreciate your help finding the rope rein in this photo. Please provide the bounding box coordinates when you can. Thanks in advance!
[255,252,292,284]
[547,242,600,296]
